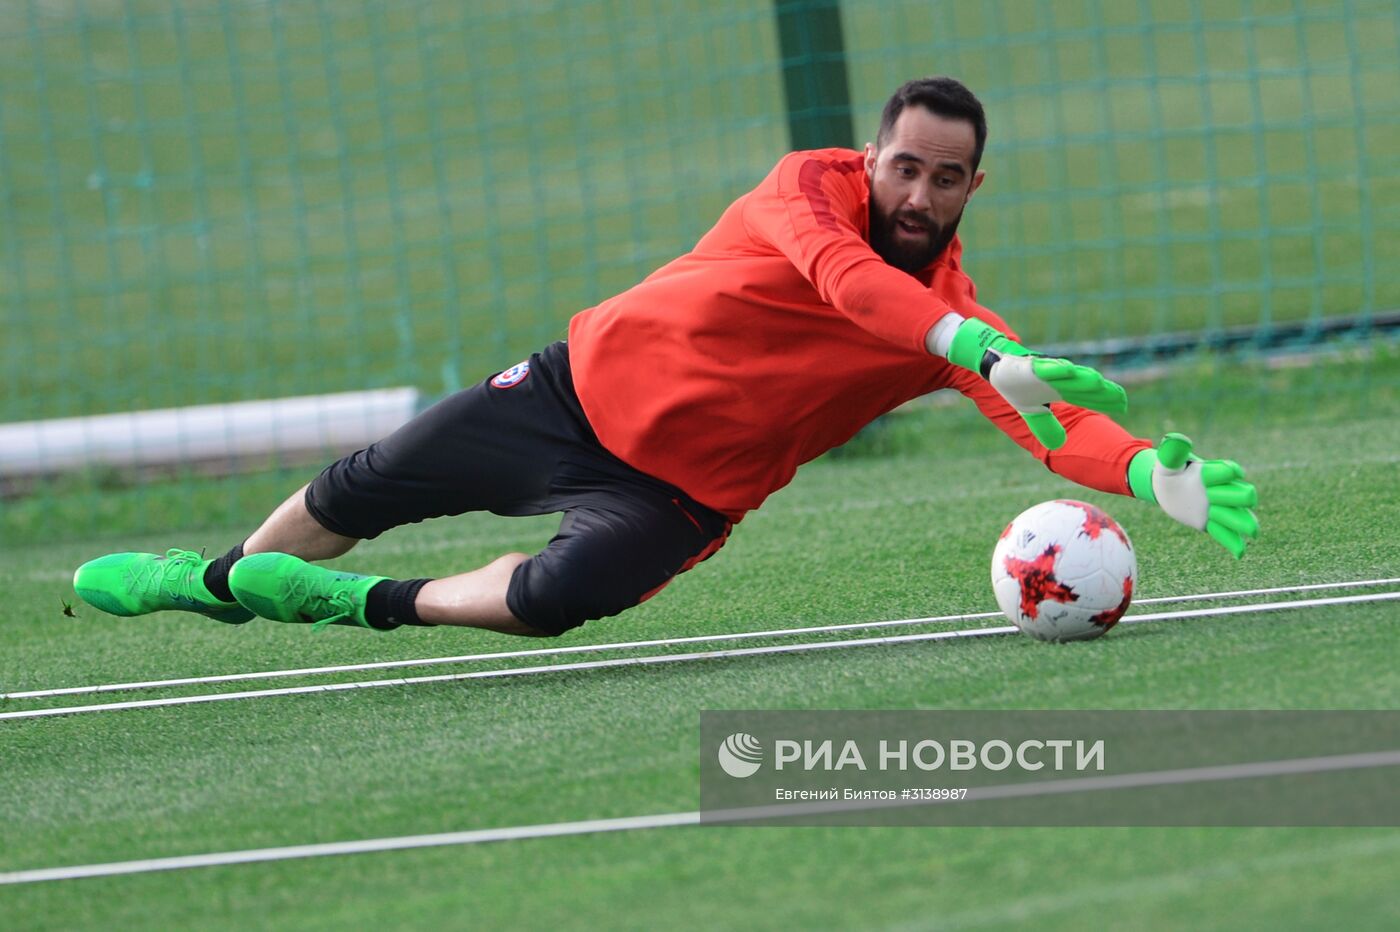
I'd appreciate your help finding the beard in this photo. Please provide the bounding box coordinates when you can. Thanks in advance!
[867,199,964,273]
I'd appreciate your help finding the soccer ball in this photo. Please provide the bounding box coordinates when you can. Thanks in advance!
[991,499,1137,642]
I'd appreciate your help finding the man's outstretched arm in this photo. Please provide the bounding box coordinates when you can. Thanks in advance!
[932,313,1127,451]
[744,152,1130,449]
[1126,432,1260,559]
[953,374,1261,559]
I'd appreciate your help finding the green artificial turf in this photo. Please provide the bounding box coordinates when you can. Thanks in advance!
[2,352,1398,929]
[5,2,1397,923]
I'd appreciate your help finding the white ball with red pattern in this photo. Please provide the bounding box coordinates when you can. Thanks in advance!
[990,499,1138,642]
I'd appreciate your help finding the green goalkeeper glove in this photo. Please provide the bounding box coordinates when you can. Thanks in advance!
[946,318,1128,450]
[1127,432,1260,559]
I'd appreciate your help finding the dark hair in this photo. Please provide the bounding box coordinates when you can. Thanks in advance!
[877,77,987,170]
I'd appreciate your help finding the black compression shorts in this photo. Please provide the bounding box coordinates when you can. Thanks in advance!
[304,342,731,635]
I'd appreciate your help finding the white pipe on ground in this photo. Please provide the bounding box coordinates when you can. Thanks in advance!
[0,388,420,477]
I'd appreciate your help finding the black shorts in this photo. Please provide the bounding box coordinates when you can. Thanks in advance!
[305,342,731,635]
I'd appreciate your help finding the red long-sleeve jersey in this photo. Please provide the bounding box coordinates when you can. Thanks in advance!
[569,148,1149,521]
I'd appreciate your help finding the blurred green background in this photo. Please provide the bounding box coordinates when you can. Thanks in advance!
[2,0,1397,542]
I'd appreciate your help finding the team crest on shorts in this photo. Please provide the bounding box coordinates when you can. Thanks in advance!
[491,360,530,388]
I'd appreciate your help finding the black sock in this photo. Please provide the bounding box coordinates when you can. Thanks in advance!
[364,578,434,630]
[203,543,245,603]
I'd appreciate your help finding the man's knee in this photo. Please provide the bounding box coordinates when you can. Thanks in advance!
[504,545,649,637]
[506,498,730,636]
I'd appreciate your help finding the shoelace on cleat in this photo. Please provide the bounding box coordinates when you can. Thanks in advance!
[309,590,362,631]
[154,548,206,602]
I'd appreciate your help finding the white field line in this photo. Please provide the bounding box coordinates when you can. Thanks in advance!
[2,749,1395,886]
[1132,576,1400,604]
[10,577,1398,701]
[0,610,997,700]
[703,750,1400,823]
[3,592,1396,722]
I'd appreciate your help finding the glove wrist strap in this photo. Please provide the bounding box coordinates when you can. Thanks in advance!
[1127,448,1159,502]
[947,318,1013,374]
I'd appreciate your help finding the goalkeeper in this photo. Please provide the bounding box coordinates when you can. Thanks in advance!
[74,77,1258,637]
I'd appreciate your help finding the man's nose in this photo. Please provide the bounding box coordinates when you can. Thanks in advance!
[905,186,932,213]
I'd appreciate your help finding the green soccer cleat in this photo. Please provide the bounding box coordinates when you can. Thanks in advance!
[72,549,254,624]
[227,552,387,630]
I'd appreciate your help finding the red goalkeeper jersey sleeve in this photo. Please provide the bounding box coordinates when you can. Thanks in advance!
[568,148,1149,520]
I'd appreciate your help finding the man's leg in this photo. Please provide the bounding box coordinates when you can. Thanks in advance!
[228,483,543,635]
[70,482,353,626]
[243,484,357,561]
[75,372,555,631]
[229,493,730,639]
[225,550,546,635]
[414,553,542,635]
[74,344,722,637]
[223,351,583,636]
[186,484,360,607]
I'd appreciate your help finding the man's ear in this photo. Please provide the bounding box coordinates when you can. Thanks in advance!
[864,142,878,180]
[966,168,987,203]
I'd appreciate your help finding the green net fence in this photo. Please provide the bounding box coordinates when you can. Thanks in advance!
[2,0,1397,544]
[844,0,1400,347]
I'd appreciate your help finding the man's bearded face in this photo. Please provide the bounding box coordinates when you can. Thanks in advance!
[863,106,984,274]
[867,196,964,273]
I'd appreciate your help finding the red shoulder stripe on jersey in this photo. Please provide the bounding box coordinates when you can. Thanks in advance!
[798,156,863,233]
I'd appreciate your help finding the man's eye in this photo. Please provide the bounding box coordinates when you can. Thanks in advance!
[896,166,916,178]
